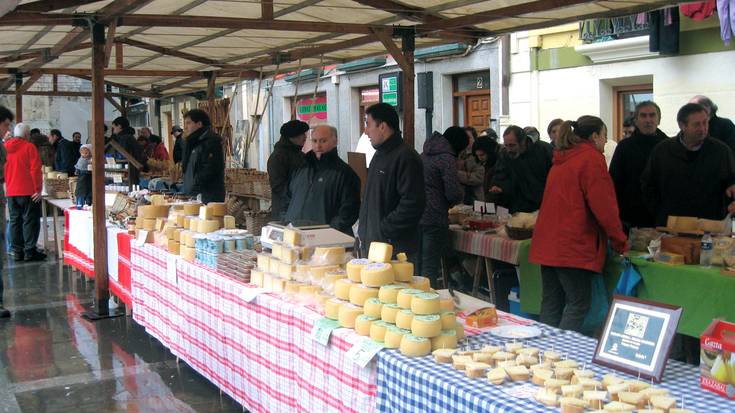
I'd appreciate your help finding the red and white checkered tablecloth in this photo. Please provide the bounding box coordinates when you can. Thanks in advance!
[130,242,378,413]
[450,227,522,264]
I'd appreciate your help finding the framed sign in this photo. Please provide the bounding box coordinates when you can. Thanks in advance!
[593,296,682,383]
[379,72,402,111]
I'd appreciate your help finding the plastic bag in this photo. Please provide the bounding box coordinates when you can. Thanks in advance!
[614,257,642,297]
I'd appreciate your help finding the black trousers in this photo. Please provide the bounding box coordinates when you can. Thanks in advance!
[418,225,447,289]
[540,265,593,333]
[492,260,519,313]
[8,195,41,255]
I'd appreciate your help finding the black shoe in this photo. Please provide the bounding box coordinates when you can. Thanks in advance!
[10,251,24,262]
[24,250,47,262]
[0,306,10,318]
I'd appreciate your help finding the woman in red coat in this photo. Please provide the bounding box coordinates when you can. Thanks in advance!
[529,115,627,333]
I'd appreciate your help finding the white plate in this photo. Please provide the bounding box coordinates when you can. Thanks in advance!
[488,325,543,340]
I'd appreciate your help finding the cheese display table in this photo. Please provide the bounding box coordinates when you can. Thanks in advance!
[450,226,524,265]
[63,208,134,307]
[517,243,735,338]
[377,324,732,413]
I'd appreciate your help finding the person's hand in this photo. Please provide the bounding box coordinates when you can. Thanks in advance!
[489,186,503,194]
[727,185,735,199]
[728,201,735,215]
[31,192,41,202]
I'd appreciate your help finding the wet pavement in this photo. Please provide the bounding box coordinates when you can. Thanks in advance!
[0,258,244,413]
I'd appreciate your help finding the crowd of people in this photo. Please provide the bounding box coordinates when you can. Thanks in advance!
[269,96,735,339]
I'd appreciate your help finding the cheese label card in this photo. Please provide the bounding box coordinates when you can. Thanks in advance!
[311,317,341,346]
[347,337,385,368]
[485,202,496,214]
[473,200,485,214]
[135,230,148,247]
[241,287,266,302]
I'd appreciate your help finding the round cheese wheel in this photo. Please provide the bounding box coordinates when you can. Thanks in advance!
[395,309,415,330]
[378,284,404,304]
[338,303,363,328]
[182,203,201,215]
[313,246,346,265]
[143,218,156,231]
[361,263,395,287]
[440,298,455,312]
[411,292,441,315]
[346,258,370,283]
[411,314,442,338]
[369,320,390,342]
[400,334,432,357]
[363,297,384,318]
[285,281,303,294]
[380,303,401,324]
[431,329,458,350]
[455,323,465,340]
[410,276,431,291]
[440,311,457,330]
[208,202,226,216]
[138,205,170,218]
[391,261,414,282]
[334,278,356,300]
[349,284,379,306]
[355,315,377,336]
[325,298,345,320]
[396,288,423,309]
[384,326,410,349]
[368,242,393,263]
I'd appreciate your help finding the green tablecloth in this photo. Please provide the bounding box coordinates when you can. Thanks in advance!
[517,243,735,337]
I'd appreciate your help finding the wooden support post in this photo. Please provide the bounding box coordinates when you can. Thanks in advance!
[401,30,415,148]
[91,22,110,316]
[14,74,22,122]
[206,71,216,111]
[115,42,123,69]
[52,74,58,92]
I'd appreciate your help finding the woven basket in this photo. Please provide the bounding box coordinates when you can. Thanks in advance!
[253,180,271,200]
[505,226,534,240]
[243,210,270,237]
[45,177,70,199]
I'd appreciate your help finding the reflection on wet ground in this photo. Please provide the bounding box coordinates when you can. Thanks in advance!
[0,259,243,413]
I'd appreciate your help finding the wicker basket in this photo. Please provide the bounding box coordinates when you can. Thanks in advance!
[505,226,534,240]
[243,210,270,237]
[45,177,70,199]
[253,180,271,200]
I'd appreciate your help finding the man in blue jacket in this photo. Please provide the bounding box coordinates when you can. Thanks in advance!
[50,129,77,175]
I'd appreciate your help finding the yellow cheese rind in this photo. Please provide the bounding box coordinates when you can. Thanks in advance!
[411,314,442,338]
[369,320,390,342]
[138,205,170,218]
[392,261,414,282]
[346,258,370,282]
[361,263,395,287]
[199,219,220,233]
[334,278,356,300]
[410,276,431,292]
[363,298,384,318]
[355,315,377,336]
[325,298,345,320]
[167,240,180,255]
[349,284,379,306]
[208,202,226,216]
[440,312,457,330]
[181,246,196,262]
[182,203,201,215]
[368,242,393,262]
[143,218,156,231]
[400,334,432,357]
[223,215,236,229]
[396,288,423,309]
[396,309,415,330]
[381,304,401,324]
[199,205,214,220]
[313,246,346,265]
[338,303,363,328]
[384,326,410,349]
[378,284,404,304]
[283,228,302,246]
[410,292,441,315]
[431,329,458,350]
[251,270,264,287]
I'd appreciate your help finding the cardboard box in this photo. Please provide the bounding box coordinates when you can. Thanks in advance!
[700,320,735,399]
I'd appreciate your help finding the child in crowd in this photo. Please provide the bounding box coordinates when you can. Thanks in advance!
[74,144,92,207]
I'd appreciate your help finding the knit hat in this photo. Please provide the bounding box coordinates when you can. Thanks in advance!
[280,119,309,139]
[80,143,93,153]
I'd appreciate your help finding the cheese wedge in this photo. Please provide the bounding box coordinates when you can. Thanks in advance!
[487,367,508,385]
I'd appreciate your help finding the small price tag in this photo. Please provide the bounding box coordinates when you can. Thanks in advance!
[241,287,266,302]
[347,338,385,368]
[485,202,496,214]
[310,317,340,346]
[113,174,123,183]
[135,230,148,247]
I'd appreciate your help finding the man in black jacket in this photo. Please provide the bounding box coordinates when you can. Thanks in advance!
[642,103,735,226]
[181,109,225,203]
[284,124,360,235]
[358,103,425,259]
[49,129,77,175]
[489,125,552,213]
[267,119,307,220]
[109,116,145,185]
[609,101,668,230]
[690,95,735,154]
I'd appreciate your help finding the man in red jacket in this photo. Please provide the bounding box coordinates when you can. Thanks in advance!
[6,123,45,262]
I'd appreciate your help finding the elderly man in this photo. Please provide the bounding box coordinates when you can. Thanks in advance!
[284,124,360,235]
[267,119,308,220]
[609,101,669,230]
[690,95,735,154]
[489,125,552,213]
[642,103,735,226]
[6,122,44,262]
[358,103,425,259]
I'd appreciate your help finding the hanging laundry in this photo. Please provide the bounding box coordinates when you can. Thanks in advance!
[681,1,717,20]
[649,7,680,53]
[717,0,735,45]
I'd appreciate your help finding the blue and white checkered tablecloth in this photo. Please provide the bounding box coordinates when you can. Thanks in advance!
[376,325,733,413]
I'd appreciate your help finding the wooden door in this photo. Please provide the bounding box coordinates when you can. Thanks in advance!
[465,94,490,132]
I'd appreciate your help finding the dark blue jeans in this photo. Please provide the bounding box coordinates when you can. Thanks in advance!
[540,265,593,333]
[418,225,447,289]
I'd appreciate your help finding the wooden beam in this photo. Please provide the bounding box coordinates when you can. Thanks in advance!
[0,91,140,98]
[18,27,88,71]
[90,22,109,316]
[274,0,322,18]
[104,21,117,68]
[0,51,42,64]
[16,73,42,94]
[52,74,58,92]
[262,0,274,20]
[353,0,437,23]
[105,93,125,113]
[153,74,207,92]
[0,78,15,93]
[15,0,101,13]
[14,75,22,122]
[115,42,123,69]
[371,28,411,73]
[118,37,246,69]
[4,68,205,77]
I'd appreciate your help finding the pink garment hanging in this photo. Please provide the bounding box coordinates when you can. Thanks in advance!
[681,1,717,20]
